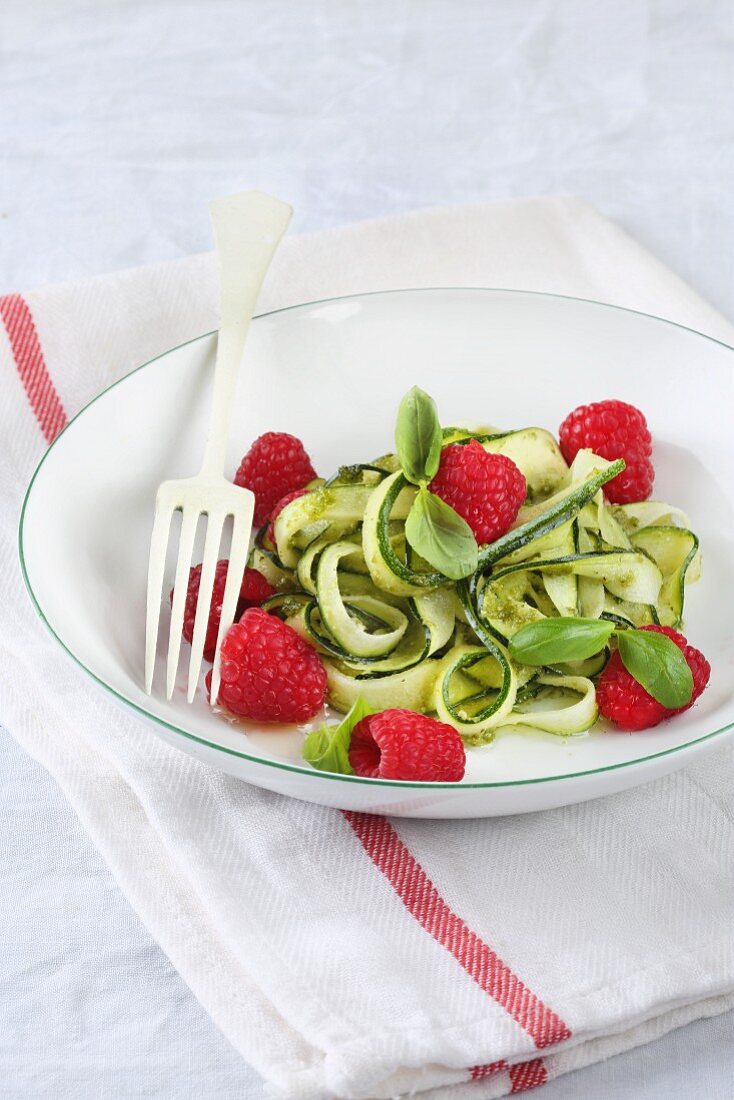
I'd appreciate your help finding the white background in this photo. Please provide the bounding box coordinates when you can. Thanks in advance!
[1,0,733,1096]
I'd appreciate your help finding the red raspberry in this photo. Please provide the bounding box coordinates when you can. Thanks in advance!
[558,399,654,504]
[349,709,465,781]
[216,608,327,723]
[240,567,275,608]
[235,432,317,526]
[596,625,710,731]
[177,560,229,663]
[428,440,526,544]
[267,488,310,545]
[174,562,275,663]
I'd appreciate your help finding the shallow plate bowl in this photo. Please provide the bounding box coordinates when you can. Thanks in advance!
[20,289,734,817]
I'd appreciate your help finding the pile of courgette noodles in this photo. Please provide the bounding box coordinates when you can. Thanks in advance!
[250,427,701,742]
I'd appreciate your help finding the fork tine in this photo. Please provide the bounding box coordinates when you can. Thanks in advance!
[186,510,225,702]
[145,495,174,694]
[166,507,200,700]
[209,504,252,705]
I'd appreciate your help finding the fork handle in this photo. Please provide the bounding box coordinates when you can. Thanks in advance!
[200,191,292,478]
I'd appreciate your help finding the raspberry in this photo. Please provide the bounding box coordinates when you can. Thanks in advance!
[596,625,710,731]
[596,652,667,731]
[174,562,275,663]
[349,709,465,781]
[240,567,275,608]
[216,608,327,723]
[558,399,654,504]
[428,440,526,544]
[178,560,229,662]
[234,432,317,526]
[267,488,310,545]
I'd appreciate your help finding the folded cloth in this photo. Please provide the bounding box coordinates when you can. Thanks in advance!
[2,197,733,1099]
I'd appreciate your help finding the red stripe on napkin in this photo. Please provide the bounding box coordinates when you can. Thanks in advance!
[470,1058,548,1091]
[343,812,571,1049]
[473,1056,548,1091]
[509,1058,548,1091]
[470,1060,507,1080]
[0,293,67,443]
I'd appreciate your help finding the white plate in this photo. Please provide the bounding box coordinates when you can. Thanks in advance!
[20,289,734,817]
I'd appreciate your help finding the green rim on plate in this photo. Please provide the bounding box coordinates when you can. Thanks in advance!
[18,287,734,789]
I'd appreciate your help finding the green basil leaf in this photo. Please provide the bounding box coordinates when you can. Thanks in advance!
[405,488,478,580]
[302,696,373,774]
[617,629,694,709]
[395,386,443,485]
[509,617,615,666]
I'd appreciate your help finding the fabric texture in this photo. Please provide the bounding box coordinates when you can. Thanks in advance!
[2,197,733,1099]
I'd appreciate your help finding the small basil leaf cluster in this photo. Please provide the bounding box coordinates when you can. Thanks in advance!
[302,696,373,774]
[395,386,478,580]
[509,617,693,709]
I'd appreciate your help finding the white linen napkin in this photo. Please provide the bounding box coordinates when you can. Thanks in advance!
[2,197,733,1099]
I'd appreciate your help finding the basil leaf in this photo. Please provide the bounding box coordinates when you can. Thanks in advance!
[405,488,478,580]
[617,629,694,709]
[395,386,443,485]
[302,696,373,775]
[509,617,615,666]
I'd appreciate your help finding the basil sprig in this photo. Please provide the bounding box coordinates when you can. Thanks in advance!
[302,696,372,775]
[509,617,615,665]
[394,385,478,579]
[395,386,443,485]
[509,617,694,708]
[617,629,693,709]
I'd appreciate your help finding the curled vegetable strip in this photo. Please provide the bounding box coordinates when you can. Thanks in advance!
[630,526,700,627]
[286,580,456,678]
[509,674,598,735]
[325,653,447,715]
[362,471,445,594]
[433,643,518,743]
[296,533,340,594]
[274,485,377,568]
[316,542,409,657]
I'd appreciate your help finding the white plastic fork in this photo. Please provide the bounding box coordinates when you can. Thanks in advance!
[145,190,292,704]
